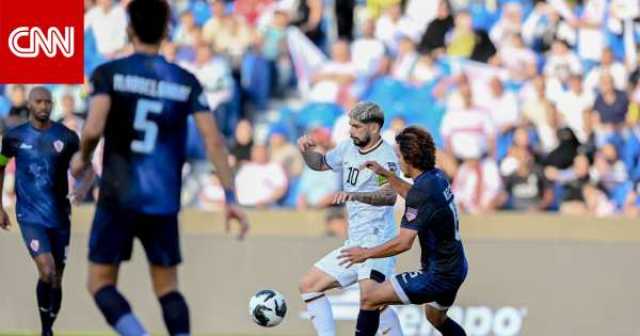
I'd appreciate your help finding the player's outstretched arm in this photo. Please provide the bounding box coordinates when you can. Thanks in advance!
[193,112,249,240]
[71,95,111,177]
[338,228,418,267]
[340,183,397,206]
[0,165,11,230]
[297,135,331,171]
[362,160,412,198]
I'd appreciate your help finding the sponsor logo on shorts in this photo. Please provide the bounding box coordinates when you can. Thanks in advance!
[30,239,39,252]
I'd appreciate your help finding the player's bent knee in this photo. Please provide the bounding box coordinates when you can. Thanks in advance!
[359,291,382,310]
[425,307,447,327]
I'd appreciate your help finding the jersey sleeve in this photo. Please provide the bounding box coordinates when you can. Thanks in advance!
[377,147,401,186]
[0,133,17,162]
[89,64,112,96]
[324,141,348,172]
[400,185,431,231]
[188,76,210,115]
[67,131,80,157]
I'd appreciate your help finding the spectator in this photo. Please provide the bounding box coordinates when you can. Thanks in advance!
[545,154,591,215]
[235,144,288,207]
[575,0,607,64]
[180,42,234,113]
[308,40,357,104]
[269,126,304,179]
[334,0,355,41]
[491,34,537,82]
[584,48,629,93]
[173,10,200,47]
[382,116,406,145]
[522,2,576,52]
[289,0,325,48]
[375,3,420,54]
[591,73,629,137]
[522,76,558,153]
[2,85,29,133]
[502,147,554,211]
[554,74,594,143]
[235,0,273,27]
[418,0,454,55]
[229,119,254,168]
[453,148,507,214]
[351,17,386,78]
[256,8,291,96]
[410,53,441,84]
[59,94,83,134]
[544,127,581,170]
[202,0,253,65]
[84,0,128,58]
[489,2,524,48]
[590,143,628,195]
[481,77,520,136]
[390,36,419,81]
[446,11,496,62]
[543,39,582,84]
[441,75,496,160]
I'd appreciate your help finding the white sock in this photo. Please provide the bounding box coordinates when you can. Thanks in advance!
[302,293,336,336]
[378,307,403,336]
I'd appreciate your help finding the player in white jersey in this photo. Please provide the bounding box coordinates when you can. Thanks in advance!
[297,102,404,336]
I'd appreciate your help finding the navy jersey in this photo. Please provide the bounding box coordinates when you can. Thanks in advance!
[401,168,468,280]
[1,122,79,228]
[89,53,209,214]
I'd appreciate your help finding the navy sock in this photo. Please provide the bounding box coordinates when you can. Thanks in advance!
[436,318,466,336]
[50,286,62,324]
[94,285,147,336]
[159,291,190,336]
[36,280,53,334]
[354,309,380,336]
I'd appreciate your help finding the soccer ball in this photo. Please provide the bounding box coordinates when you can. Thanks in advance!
[249,289,287,327]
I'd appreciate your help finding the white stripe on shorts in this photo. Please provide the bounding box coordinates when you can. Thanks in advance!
[390,275,411,305]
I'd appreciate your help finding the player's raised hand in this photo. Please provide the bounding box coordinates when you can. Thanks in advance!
[224,204,250,241]
[332,192,352,205]
[0,208,11,230]
[297,135,317,152]
[338,246,370,268]
[361,160,390,177]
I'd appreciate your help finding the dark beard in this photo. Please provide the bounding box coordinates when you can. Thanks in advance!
[351,135,371,148]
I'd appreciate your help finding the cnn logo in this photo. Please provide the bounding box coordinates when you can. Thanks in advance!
[8,26,74,58]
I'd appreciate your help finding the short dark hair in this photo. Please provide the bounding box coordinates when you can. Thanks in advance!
[395,126,436,171]
[128,0,170,45]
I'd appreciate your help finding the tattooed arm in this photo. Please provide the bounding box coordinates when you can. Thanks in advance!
[298,135,331,171]
[333,183,397,206]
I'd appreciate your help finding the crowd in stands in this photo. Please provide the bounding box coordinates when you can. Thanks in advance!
[1,0,640,220]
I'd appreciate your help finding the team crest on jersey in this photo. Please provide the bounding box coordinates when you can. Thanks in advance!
[53,140,64,153]
[387,162,398,172]
[405,207,418,222]
[30,239,40,252]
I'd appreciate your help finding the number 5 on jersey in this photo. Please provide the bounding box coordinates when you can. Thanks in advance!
[132,99,162,154]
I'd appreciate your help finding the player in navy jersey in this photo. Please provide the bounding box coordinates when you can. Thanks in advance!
[0,87,79,336]
[69,1,248,335]
[339,126,468,336]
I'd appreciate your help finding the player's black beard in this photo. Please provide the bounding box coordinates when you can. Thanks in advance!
[351,135,371,148]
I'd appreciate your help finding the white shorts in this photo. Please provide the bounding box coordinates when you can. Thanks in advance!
[314,245,396,287]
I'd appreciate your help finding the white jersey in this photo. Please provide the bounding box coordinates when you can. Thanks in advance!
[325,139,400,246]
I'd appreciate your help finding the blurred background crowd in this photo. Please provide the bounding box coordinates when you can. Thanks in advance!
[0,0,639,226]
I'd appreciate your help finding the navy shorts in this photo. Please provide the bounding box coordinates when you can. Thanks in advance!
[390,271,465,311]
[89,206,182,266]
[19,223,70,266]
